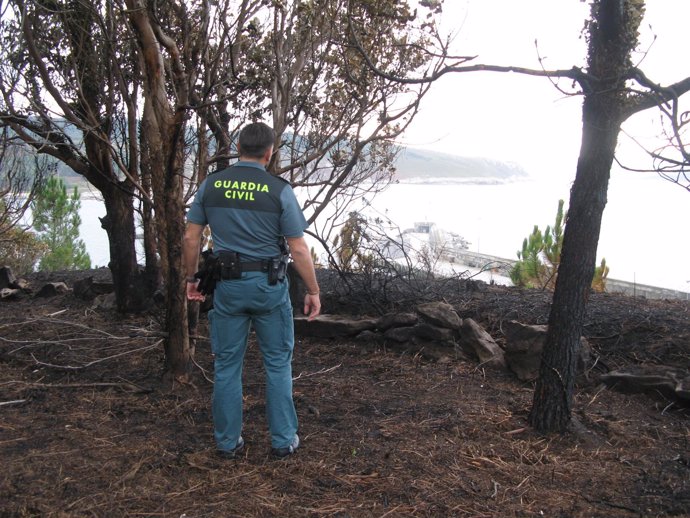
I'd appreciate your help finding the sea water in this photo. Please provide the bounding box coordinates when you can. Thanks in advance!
[77,170,689,293]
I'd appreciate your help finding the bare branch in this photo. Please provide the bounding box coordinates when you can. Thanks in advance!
[623,69,690,120]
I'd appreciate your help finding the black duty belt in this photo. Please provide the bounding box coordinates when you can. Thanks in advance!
[218,259,271,280]
[239,260,270,273]
[216,250,274,280]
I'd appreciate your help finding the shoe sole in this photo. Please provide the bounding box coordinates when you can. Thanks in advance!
[217,438,245,459]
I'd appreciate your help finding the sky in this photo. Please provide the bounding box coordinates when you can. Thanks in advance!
[400,0,690,181]
[392,1,690,292]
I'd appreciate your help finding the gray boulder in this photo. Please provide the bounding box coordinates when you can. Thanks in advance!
[376,312,418,331]
[457,318,505,368]
[601,366,690,403]
[416,301,462,330]
[294,314,377,338]
[35,282,70,298]
[412,323,455,343]
[503,320,591,381]
[383,326,416,343]
[73,276,114,301]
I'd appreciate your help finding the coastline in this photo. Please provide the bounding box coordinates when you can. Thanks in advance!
[71,175,690,296]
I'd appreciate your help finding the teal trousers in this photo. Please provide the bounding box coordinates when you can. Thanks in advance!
[209,272,297,451]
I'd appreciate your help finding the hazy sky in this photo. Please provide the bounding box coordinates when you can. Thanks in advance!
[391,1,690,291]
[400,0,690,181]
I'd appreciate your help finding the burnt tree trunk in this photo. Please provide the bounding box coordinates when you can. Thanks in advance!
[140,126,163,294]
[530,0,643,432]
[125,0,195,382]
[153,117,188,381]
[99,187,146,312]
[530,97,622,431]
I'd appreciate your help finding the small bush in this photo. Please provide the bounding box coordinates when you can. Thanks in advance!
[510,199,609,291]
[0,226,48,276]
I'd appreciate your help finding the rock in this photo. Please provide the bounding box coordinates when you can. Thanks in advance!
[1,288,22,300]
[91,292,117,310]
[13,278,31,291]
[294,314,377,338]
[457,318,505,368]
[464,279,487,292]
[600,366,690,403]
[502,321,547,380]
[0,267,17,289]
[73,276,114,301]
[416,302,462,330]
[412,323,455,343]
[35,282,70,298]
[356,330,385,344]
[376,312,418,331]
[503,321,591,381]
[383,326,416,343]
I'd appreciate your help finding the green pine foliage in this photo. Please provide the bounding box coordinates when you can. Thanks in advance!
[510,199,609,291]
[32,176,91,271]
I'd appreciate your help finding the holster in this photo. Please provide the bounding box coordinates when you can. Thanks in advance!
[218,251,242,280]
[268,237,291,285]
[268,255,289,285]
[194,250,221,296]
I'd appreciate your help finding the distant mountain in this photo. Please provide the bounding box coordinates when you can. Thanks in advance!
[393,148,528,182]
[42,120,527,184]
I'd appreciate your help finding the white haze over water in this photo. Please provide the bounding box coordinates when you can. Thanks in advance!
[359,173,690,293]
[78,170,690,293]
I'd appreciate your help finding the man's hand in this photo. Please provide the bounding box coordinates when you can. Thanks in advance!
[286,236,321,322]
[186,280,205,302]
[303,293,321,321]
[183,222,205,302]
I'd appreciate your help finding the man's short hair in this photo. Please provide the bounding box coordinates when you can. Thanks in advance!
[238,122,275,159]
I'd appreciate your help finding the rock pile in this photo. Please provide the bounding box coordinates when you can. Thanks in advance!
[0,266,114,307]
[295,301,574,378]
[294,301,689,404]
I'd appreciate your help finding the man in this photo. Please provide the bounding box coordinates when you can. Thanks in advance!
[183,122,321,459]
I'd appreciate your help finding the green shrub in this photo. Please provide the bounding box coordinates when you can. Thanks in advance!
[32,176,91,271]
[0,226,47,276]
[510,199,608,291]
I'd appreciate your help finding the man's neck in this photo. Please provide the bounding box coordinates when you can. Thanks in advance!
[239,156,267,166]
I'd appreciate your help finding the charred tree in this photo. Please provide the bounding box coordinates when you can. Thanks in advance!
[530,0,659,432]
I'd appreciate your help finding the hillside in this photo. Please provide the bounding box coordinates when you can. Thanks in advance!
[394,147,529,182]
[55,144,528,185]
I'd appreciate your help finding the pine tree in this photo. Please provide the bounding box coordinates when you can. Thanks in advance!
[510,199,608,291]
[32,176,91,271]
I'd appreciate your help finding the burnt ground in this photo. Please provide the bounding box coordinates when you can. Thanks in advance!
[1,269,689,518]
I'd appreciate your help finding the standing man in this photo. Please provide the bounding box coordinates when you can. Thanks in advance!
[183,122,321,459]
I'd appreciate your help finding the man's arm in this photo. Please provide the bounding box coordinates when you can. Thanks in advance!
[183,222,205,301]
[286,236,321,320]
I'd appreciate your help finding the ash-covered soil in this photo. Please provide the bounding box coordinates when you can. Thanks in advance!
[1,270,688,517]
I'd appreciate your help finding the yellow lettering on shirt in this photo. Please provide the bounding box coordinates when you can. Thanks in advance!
[214,178,269,201]
[224,190,256,200]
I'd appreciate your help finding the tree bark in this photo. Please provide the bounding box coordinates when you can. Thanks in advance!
[529,0,641,432]
[125,0,192,381]
[98,187,148,312]
[530,95,622,432]
[140,122,162,294]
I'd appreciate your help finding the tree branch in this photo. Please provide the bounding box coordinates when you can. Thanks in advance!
[623,69,690,120]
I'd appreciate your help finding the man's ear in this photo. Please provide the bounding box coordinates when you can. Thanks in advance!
[263,146,274,164]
